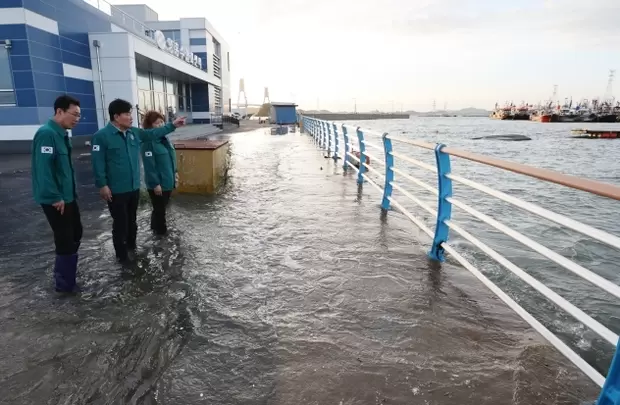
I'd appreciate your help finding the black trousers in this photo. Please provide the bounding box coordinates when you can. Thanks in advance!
[42,201,83,255]
[148,189,172,234]
[107,190,139,259]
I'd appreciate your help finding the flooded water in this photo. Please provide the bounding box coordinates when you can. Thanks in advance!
[0,122,605,404]
[349,117,620,377]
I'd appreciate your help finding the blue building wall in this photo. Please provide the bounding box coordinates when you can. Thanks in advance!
[191,82,210,123]
[0,0,112,136]
[273,105,297,125]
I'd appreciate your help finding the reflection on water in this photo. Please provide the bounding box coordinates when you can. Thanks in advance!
[0,126,601,404]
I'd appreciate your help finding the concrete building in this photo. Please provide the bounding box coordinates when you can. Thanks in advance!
[0,0,231,152]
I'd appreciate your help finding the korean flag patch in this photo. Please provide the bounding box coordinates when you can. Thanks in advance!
[41,146,53,154]
[145,151,153,157]
[92,144,100,152]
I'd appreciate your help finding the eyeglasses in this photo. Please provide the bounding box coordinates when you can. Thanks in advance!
[67,111,81,120]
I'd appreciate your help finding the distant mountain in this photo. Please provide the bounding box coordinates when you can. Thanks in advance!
[300,107,490,116]
[411,107,490,117]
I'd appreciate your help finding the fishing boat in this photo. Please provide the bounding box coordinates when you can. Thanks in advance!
[489,103,512,120]
[571,129,620,139]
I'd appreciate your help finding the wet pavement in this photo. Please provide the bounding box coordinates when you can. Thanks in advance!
[0,127,600,404]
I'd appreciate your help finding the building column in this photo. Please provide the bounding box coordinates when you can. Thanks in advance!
[88,32,139,127]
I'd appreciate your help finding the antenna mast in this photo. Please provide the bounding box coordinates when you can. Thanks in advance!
[604,69,616,103]
[263,87,271,104]
[237,78,248,117]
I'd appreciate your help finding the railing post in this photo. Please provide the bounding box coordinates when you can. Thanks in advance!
[597,339,620,405]
[321,121,326,149]
[428,143,453,262]
[356,127,366,185]
[326,122,332,157]
[313,119,317,142]
[332,123,339,161]
[381,133,394,211]
[342,125,350,170]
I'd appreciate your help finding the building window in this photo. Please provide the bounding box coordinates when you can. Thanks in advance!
[213,39,221,57]
[0,47,16,106]
[161,30,181,42]
[177,82,185,112]
[137,71,150,90]
[189,37,207,46]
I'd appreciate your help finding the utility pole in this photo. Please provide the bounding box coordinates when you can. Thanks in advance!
[353,98,357,114]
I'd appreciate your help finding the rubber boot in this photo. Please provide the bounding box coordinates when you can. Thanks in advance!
[54,254,77,293]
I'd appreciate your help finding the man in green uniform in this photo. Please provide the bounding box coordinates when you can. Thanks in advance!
[90,99,186,261]
[31,95,82,293]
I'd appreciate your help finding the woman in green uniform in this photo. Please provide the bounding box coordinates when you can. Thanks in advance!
[141,111,178,235]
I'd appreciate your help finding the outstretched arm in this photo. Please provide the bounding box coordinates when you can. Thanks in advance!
[136,116,186,142]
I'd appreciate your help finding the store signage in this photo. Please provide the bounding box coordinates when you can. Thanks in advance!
[154,30,203,70]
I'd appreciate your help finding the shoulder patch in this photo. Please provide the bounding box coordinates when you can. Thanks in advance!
[41,146,53,154]
[145,151,153,157]
[92,144,100,152]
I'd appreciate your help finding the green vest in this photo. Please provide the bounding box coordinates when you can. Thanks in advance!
[31,119,77,205]
[141,136,177,191]
[90,122,176,194]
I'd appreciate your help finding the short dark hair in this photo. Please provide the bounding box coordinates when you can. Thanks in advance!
[53,95,80,114]
[108,99,133,121]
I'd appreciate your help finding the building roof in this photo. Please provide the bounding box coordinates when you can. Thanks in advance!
[271,102,297,107]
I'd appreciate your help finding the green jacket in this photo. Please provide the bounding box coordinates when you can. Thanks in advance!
[91,122,176,194]
[31,119,77,205]
[141,136,177,191]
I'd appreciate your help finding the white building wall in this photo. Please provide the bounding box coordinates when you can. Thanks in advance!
[220,42,231,114]
[88,32,138,127]
[136,16,231,114]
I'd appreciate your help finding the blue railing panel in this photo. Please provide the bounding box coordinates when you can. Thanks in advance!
[381,132,394,211]
[597,339,620,405]
[342,125,350,170]
[326,122,332,156]
[428,144,453,262]
[332,123,339,161]
[356,127,366,185]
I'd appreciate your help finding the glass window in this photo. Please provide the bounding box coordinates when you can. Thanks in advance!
[165,79,176,95]
[186,83,192,111]
[213,39,221,57]
[178,95,185,112]
[161,30,181,42]
[0,47,16,106]
[138,89,153,112]
[137,71,151,90]
[154,92,165,114]
[152,74,164,92]
[167,94,177,113]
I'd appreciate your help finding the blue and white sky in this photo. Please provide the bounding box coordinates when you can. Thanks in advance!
[110,0,620,111]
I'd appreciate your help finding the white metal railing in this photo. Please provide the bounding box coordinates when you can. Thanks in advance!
[301,115,620,404]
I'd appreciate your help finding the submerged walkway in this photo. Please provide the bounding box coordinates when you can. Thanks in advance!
[0,128,599,404]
